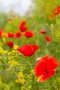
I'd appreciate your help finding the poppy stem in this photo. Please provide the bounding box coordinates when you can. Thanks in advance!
[49,77,58,90]
[49,78,54,90]
[35,77,40,90]
[27,57,33,69]
[54,75,59,90]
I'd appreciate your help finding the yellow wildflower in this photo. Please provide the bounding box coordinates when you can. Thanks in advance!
[8,60,20,67]
[17,72,24,78]
[27,75,31,79]
[21,86,25,90]
[28,86,32,89]
[30,69,34,74]
[15,79,25,84]
[13,45,19,50]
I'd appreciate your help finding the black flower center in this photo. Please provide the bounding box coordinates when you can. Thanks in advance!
[46,69,48,74]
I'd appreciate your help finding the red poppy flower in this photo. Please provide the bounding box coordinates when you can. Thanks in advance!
[21,21,26,25]
[8,32,15,38]
[53,6,60,15]
[57,6,60,14]
[32,44,39,52]
[45,36,52,42]
[15,32,21,38]
[17,44,38,57]
[0,30,4,37]
[50,6,60,18]
[19,21,27,32]
[8,18,12,22]
[40,30,46,34]
[35,56,59,82]
[53,9,58,15]
[7,41,14,47]
[24,31,34,38]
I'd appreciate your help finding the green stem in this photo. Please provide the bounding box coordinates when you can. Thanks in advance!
[27,57,33,69]
[49,78,58,90]
[54,75,59,90]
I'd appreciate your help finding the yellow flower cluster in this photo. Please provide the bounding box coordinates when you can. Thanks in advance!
[1,33,8,43]
[27,75,32,79]
[15,72,25,84]
[8,60,20,67]
[28,86,32,89]
[0,77,2,85]
[13,45,19,50]
[30,69,34,74]
[0,42,3,46]
[2,38,6,43]
[27,70,35,79]
[8,50,17,55]
[0,77,9,90]
[0,56,3,60]
[8,49,18,60]
[21,86,25,90]
[0,47,8,54]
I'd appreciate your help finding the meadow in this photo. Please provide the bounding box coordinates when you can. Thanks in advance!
[0,0,60,90]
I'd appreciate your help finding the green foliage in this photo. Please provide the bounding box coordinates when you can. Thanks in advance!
[0,13,7,30]
[5,17,21,33]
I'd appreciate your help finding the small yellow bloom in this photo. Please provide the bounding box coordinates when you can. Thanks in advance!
[28,86,32,89]
[21,86,24,90]
[17,72,24,78]
[15,79,25,84]
[8,60,20,67]
[30,70,34,74]
[0,42,3,46]
[15,72,25,84]
[13,45,19,50]
[2,38,6,43]
[0,77,2,85]
[27,75,31,79]
[0,56,3,59]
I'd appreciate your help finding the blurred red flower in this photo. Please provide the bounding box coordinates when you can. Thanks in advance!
[57,6,60,14]
[32,44,39,52]
[40,30,46,34]
[50,6,60,18]
[7,41,14,47]
[45,36,52,42]
[8,32,15,38]
[12,14,16,18]
[17,44,39,57]
[24,31,34,38]
[8,18,12,22]
[53,9,58,15]
[35,56,59,82]
[15,32,21,38]
[50,14,55,18]
[19,21,27,32]
[0,30,4,37]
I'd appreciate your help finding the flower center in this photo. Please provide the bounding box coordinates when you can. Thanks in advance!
[46,69,48,74]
